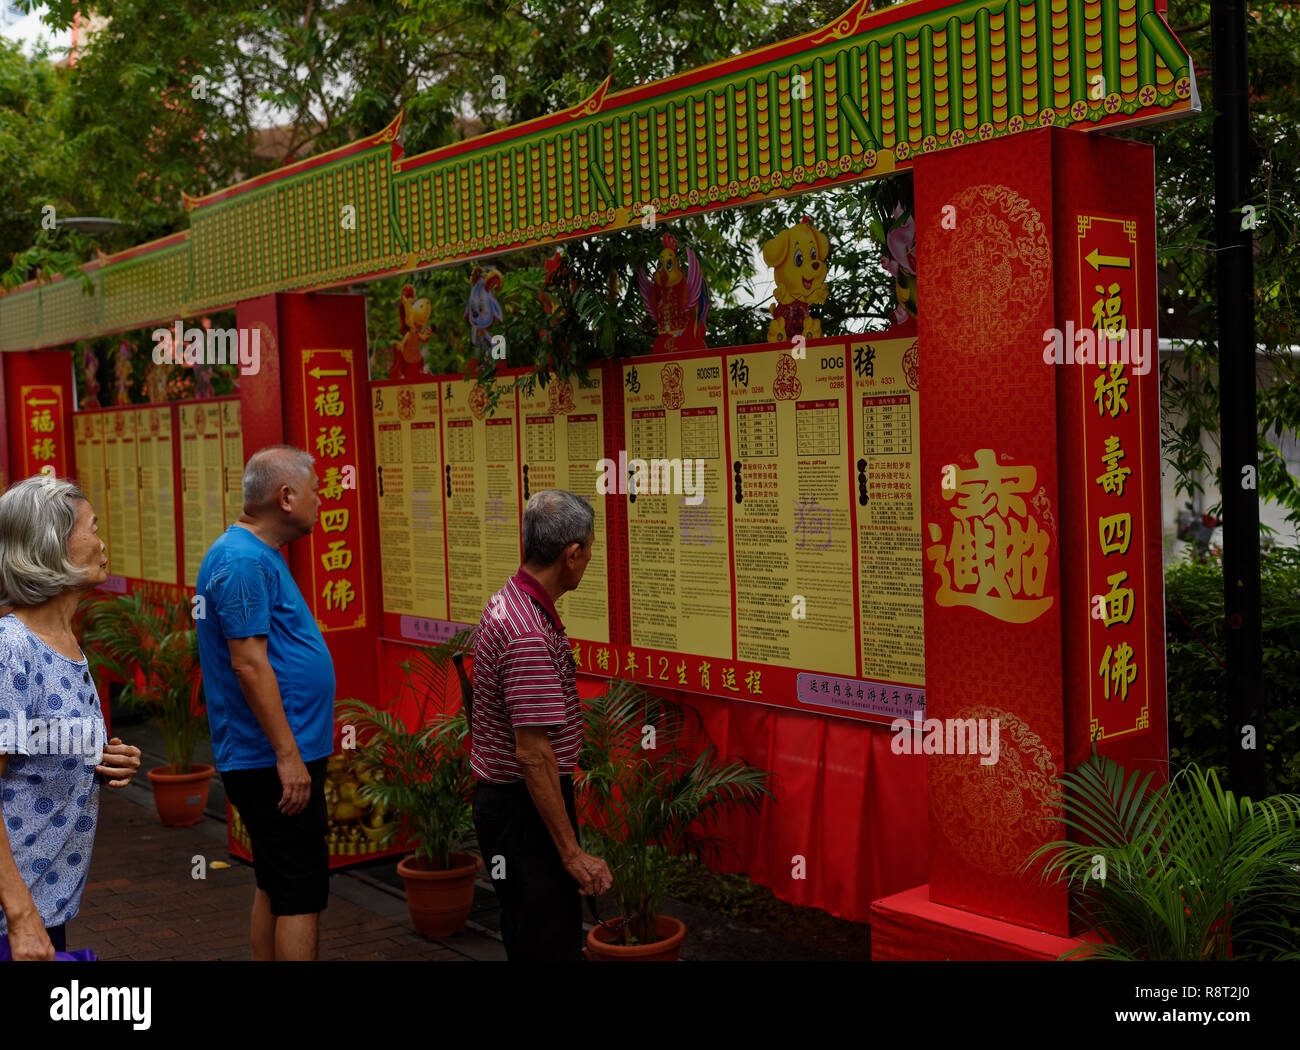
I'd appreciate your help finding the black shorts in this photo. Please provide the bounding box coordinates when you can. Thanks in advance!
[221,757,330,916]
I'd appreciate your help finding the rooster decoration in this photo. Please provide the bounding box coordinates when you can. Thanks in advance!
[637,233,708,353]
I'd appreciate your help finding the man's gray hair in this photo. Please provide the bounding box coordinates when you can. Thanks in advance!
[242,445,315,506]
[522,490,594,567]
[0,474,93,606]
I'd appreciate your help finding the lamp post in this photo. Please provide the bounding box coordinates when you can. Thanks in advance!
[1211,0,1265,799]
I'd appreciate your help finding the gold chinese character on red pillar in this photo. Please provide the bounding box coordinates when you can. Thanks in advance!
[1098,512,1133,556]
[1098,570,1135,628]
[30,409,55,433]
[32,438,56,461]
[1098,641,1138,702]
[1095,435,1131,497]
[1090,282,1127,338]
[925,448,1054,624]
[319,467,345,501]
[315,426,346,458]
[1092,363,1130,418]
[322,578,356,612]
[320,540,353,572]
[313,384,346,418]
[319,508,350,533]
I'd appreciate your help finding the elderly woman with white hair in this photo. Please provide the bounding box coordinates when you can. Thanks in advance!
[0,474,141,961]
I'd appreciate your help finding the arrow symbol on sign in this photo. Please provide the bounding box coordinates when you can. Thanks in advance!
[26,397,57,406]
[308,367,348,378]
[1085,249,1132,272]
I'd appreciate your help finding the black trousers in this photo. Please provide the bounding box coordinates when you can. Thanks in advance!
[472,776,583,962]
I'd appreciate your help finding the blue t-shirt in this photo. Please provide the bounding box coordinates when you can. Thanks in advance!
[0,614,105,935]
[195,525,335,772]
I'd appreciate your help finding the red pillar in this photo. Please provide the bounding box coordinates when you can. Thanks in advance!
[870,128,1166,958]
[234,293,381,706]
[4,350,75,487]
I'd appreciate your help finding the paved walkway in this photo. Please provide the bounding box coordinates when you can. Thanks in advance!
[74,780,506,961]
[70,716,844,962]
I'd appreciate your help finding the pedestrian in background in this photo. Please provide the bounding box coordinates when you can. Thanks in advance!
[471,489,612,961]
[0,475,141,961]
[195,446,334,961]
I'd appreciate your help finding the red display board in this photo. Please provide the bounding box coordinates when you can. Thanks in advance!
[370,337,927,728]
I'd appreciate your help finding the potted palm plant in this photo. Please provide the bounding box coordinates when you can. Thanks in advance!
[578,678,774,961]
[337,631,479,938]
[80,586,211,826]
[1027,751,1300,960]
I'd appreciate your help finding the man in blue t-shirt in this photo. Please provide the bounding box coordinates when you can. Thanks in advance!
[196,444,336,961]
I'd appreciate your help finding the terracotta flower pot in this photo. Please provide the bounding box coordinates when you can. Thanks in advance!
[146,764,214,827]
[586,914,687,961]
[397,852,480,937]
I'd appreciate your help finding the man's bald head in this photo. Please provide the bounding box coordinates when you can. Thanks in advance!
[242,445,315,510]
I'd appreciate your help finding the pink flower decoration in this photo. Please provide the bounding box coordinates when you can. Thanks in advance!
[883,215,916,277]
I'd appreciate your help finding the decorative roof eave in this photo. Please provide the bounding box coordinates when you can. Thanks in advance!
[1,0,1196,352]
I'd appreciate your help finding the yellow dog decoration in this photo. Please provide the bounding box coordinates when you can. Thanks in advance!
[763,217,830,342]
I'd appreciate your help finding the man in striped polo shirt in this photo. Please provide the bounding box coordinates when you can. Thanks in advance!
[471,489,612,961]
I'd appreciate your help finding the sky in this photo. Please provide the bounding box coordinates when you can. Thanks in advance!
[0,3,69,55]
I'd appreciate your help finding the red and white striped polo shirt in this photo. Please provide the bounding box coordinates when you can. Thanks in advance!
[470,567,582,784]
